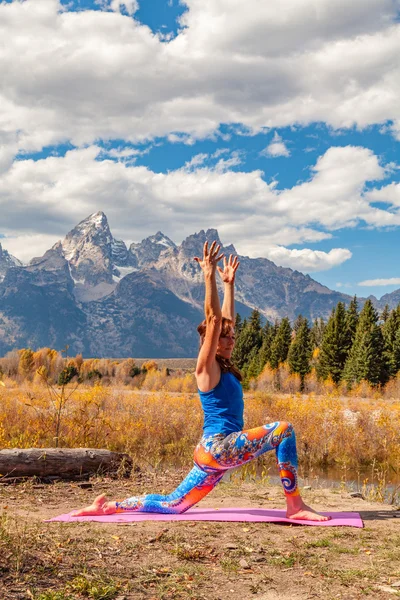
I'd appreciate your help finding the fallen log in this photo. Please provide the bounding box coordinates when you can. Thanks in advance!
[0,448,132,480]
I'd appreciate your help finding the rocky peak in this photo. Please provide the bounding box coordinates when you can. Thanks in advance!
[59,212,122,287]
[111,238,136,267]
[148,231,176,248]
[179,228,233,259]
[129,231,176,267]
[0,243,22,281]
[61,211,112,262]
[4,243,74,292]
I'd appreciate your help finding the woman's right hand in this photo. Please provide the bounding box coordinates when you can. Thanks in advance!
[194,241,224,278]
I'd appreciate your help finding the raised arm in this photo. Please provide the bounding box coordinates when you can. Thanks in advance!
[218,254,240,322]
[194,241,224,390]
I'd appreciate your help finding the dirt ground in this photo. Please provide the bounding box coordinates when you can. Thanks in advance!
[1,469,400,600]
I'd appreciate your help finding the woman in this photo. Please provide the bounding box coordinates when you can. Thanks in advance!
[73,241,328,521]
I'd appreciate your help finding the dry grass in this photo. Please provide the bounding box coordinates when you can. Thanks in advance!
[1,379,400,476]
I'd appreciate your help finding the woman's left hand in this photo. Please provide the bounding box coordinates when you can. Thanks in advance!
[217,254,240,284]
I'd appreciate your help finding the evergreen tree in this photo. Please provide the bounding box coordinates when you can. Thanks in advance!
[381,304,390,323]
[234,313,243,335]
[249,309,262,332]
[245,346,263,382]
[343,299,388,386]
[316,302,349,383]
[391,327,400,375]
[269,317,292,369]
[382,306,400,376]
[293,314,306,332]
[257,322,275,372]
[288,318,312,390]
[344,296,359,353]
[245,321,275,380]
[311,317,326,349]
[232,310,262,370]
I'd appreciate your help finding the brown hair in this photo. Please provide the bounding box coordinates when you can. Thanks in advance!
[197,317,243,382]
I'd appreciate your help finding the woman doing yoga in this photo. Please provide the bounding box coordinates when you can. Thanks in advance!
[73,241,329,521]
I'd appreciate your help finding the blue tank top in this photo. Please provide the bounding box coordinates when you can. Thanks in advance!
[198,371,244,436]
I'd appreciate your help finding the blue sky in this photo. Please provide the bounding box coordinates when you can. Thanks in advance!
[1,0,400,300]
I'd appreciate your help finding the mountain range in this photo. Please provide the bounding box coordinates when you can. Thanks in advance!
[0,212,396,358]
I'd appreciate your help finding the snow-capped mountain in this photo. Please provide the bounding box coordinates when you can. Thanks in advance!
[0,243,22,281]
[0,211,385,358]
[129,231,176,267]
[59,211,137,301]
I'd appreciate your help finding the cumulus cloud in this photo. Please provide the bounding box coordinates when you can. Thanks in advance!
[0,144,395,271]
[366,182,400,206]
[358,277,400,286]
[264,247,352,272]
[277,146,398,229]
[95,0,139,15]
[261,132,291,157]
[1,0,400,159]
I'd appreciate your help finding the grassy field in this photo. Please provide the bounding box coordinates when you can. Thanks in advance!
[1,472,400,600]
[1,382,400,475]
[1,378,400,598]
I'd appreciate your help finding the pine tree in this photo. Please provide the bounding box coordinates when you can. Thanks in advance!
[293,314,306,332]
[269,317,292,369]
[381,304,390,323]
[345,296,359,353]
[288,318,312,390]
[343,299,388,386]
[382,306,400,377]
[232,310,262,370]
[316,302,348,383]
[391,327,400,375]
[234,313,243,335]
[257,322,275,372]
[244,321,274,380]
[311,317,326,349]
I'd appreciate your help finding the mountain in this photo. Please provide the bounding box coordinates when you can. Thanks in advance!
[0,211,380,358]
[0,243,22,281]
[0,244,86,356]
[130,231,176,267]
[59,211,138,302]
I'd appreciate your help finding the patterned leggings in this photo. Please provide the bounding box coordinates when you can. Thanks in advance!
[116,421,299,514]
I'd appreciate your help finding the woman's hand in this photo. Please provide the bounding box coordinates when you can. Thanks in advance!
[217,254,240,284]
[194,241,224,278]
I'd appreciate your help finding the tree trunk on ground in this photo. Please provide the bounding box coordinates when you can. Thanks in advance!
[0,448,132,480]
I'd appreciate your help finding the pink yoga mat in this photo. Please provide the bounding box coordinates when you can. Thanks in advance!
[46,508,363,527]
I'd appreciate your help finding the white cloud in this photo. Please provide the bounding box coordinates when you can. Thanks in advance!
[1,0,400,160]
[183,153,208,170]
[358,277,400,286]
[0,144,394,271]
[277,146,396,229]
[366,182,400,207]
[261,132,291,158]
[96,0,139,15]
[1,233,61,264]
[264,247,352,272]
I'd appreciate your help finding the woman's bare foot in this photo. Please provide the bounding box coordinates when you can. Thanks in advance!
[286,498,331,522]
[71,494,117,517]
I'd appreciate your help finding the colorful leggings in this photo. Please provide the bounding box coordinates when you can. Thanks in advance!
[116,421,299,514]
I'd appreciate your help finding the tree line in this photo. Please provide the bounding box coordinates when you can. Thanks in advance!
[233,298,400,390]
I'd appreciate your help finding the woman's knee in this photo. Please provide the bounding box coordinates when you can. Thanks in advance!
[265,421,294,434]
[280,421,294,433]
